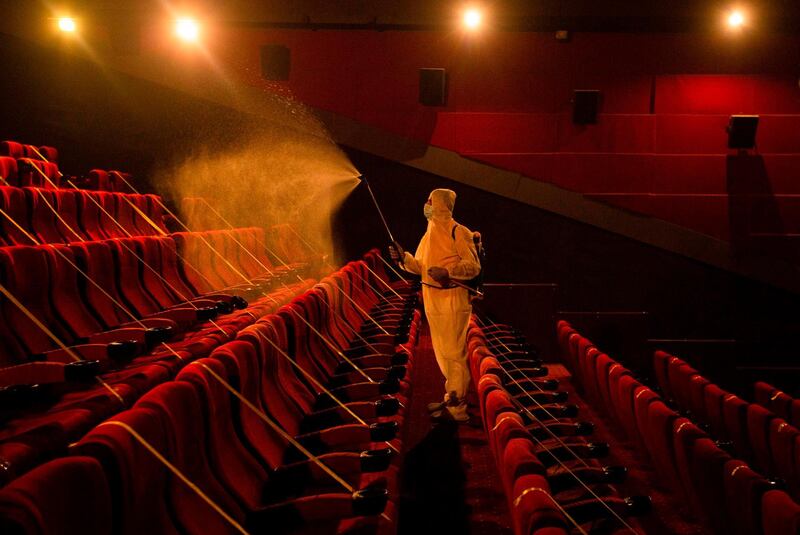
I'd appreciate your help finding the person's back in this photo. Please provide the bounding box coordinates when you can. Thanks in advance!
[390,189,480,422]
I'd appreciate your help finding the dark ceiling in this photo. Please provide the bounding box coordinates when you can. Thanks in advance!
[10,1,800,33]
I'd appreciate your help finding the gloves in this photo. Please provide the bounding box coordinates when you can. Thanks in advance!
[388,242,405,263]
[427,266,450,286]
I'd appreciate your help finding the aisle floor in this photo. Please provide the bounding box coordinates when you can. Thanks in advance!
[398,323,513,535]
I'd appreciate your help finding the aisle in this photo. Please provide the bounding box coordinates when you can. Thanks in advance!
[397,322,513,535]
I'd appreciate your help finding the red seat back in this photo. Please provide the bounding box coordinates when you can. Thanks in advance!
[27,188,63,244]
[0,186,34,245]
[0,456,112,535]
[747,404,777,475]
[69,241,131,329]
[762,490,800,535]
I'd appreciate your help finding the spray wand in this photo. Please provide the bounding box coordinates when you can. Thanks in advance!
[357,174,481,296]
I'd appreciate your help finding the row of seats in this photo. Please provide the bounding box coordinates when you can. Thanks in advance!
[172,228,305,295]
[1,141,58,163]
[0,141,60,189]
[79,169,134,192]
[0,157,61,189]
[0,227,318,366]
[654,351,800,502]
[0,224,323,483]
[470,317,649,534]
[180,196,227,231]
[174,198,320,269]
[0,251,422,534]
[0,185,167,246]
[754,380,800,430]
[1,140,135,192]
[558,321,800,535]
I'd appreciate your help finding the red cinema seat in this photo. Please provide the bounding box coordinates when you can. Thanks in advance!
[115,194,142,237]
[0,456,112,535]
[607,362,632,430]
[615,376,646,446]
[637,395,681,492]
[73,405,244,535]
[17,159,58,189]
[109,170,132,192]
[44,245,126,342]
[26,188,63,244]
[96,192,122,238]
[107,238,163,318]
[703,383,729,440]
[576,338,598,400]
[0,246,73,356]
[762,490,800,535]
[722,394,753,462]
[138,373,270,512]
[748,404,777,476]
[37,146,58,164]
[756,382,793,422]
[593,353,617,416]
[723,459,773,535]
[69,241,134,329]
[673,418,729,532]
[667,358,697,414]
[687,374,711,425]
[53,190,88,242]
[510,474,570,535]
[653,350,674,399]
[145,194,169,234]
[76,191,108,241]
[207,231,248,288]
[769,419,800,497]
[136,237,187,309]
[156,236,209,302]
[1,141,25,159]
[131,194,157,235]
[0,156,19,185]
[86,170,112,191]
[173,232,231,293]
[0,186,35,245]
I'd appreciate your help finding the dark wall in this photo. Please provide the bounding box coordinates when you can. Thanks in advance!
[335,147,800,354]
[0,33,275,191]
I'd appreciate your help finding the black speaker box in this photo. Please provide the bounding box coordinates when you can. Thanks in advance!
[419,68,447,106]
[260,44,291,81]
[572,90,601,124]
[727,115,759,149]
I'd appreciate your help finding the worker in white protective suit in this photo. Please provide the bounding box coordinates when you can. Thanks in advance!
[389,189,481,422]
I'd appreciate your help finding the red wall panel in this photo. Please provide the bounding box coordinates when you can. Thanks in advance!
[206,28,800,243]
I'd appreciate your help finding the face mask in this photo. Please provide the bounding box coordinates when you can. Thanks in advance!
[423,204,434,220]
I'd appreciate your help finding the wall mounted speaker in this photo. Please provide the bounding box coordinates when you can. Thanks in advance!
[419,68,447,106]
[572,90,601,124]
[727,115,759,149]
[260,44,291,81]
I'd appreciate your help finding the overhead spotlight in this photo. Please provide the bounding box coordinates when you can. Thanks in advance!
[727,9,746,29]
[463,8,482,30]
[175,18,200,42]
[58,17,76,33]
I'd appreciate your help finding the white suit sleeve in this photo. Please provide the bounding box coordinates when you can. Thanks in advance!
[400,251,422,275]
[448,226,481,280]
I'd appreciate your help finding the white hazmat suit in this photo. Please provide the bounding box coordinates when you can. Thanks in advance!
[399,189,481,419]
